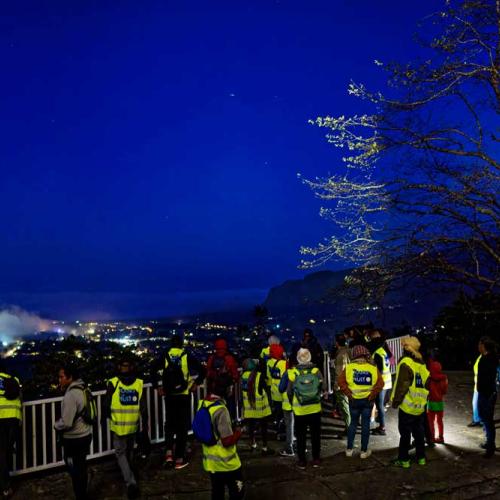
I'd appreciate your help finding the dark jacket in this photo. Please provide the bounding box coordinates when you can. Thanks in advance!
[152,348,206,390]
[477,352,498,397]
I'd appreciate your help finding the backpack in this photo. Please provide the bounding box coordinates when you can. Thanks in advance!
[71,386,98,426]
[0,375,20,400]
[294,368,321,405]
[162,351,188,395]
[192,401,222,445]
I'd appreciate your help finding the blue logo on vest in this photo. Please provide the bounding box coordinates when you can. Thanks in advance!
[353,370,372,386]
[415,374,424,388]
[0,377,4,391]
[119,388,139,406]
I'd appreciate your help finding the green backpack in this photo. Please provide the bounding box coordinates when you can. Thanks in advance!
[294,368,321,405]
[71,385,98,426]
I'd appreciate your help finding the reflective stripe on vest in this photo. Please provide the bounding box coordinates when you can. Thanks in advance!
[266,359,287,402]
[0,373,22,421]
[374,347,392,389]
[165,348,190,395]
[395,358,429,416]
[288,366,322,416]
[241,371,271,419]
[199,399,242,473]
[109,377,143,436]
[345,362,378,399]
[474,355,481,391]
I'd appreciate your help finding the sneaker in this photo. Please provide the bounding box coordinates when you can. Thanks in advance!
[127,484,140,499]
[261,447,275,456]
[250,442,258,451]
[417,458,427,466]
[391,459,410,469]
[479,442,488,450]
[311,459,321,468]
[467,421,482,428]
[484,448,495,458]
[296,460,307,470]
[164,452,174,468]
[345,448,354,457]
[280,449,295,457]
[174,459,190,470]
[2,489,13,499]
[433,437,444,444]
[372,427,386,436]
[360,449,372,459]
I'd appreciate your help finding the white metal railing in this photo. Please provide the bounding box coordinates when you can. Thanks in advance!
[12,336,407,476]
[12,383,207,476]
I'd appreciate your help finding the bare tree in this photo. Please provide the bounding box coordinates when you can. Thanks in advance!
[301,0,500,302]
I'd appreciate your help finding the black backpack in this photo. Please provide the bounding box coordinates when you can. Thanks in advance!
[70,385,98,426]
[162,351,188,395]
[1,375,20,400]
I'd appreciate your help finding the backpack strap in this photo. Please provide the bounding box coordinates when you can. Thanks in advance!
[68,385,87,425]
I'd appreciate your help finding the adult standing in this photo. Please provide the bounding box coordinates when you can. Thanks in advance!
[0,361,21,499]
[390,337,430,469]
[370,330,392,436]
[468,349,484,427]
[332,335,351,437]
[266,344,287,434]
[291,329,324,374]
[54,364,92,500]
[476,337,498,458]
[339,345,383,458]
[156,335,205,470]
[286,348,325,469]
[104,356,147,499]
[207,339,239,421]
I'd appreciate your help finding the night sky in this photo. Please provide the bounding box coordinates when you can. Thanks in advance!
[0,1,443,320]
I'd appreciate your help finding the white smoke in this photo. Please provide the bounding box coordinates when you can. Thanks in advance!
[0,307,51,344]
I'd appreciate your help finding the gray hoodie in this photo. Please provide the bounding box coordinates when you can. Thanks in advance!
[54,379,92,439]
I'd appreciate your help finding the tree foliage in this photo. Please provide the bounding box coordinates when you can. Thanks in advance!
[301,0,499,303]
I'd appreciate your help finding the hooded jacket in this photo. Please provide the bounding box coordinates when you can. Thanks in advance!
[54,379,92,439]
[207,339,239,383]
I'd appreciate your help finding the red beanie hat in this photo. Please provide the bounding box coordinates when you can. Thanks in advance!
[270,343,284,360]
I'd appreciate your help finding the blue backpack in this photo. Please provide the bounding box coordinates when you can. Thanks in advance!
[192,400,222,446]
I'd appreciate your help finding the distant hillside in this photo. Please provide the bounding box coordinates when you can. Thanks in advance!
[263,269,455,334]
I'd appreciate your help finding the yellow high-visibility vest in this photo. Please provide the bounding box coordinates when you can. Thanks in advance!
[164,347,191,395]
[0,373,22,421]
[282,369,293,411]
[199,399,241,473]
[109,377,143,436]
[394,358,429,416]
[374,347,392,390]
[288,366,322,416]
[346,362,378,399]
[266,359,287,402]
[473,355,482,391]
[260,346,270,363]
[241,371,271,419]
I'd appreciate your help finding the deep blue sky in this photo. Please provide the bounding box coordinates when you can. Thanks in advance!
[0,0,442,319]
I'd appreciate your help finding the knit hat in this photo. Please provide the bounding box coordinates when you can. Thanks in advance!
[268,335,280,346]
[297,348,311,365]
[351,345,371,360]
[270,343,285,360]
[401,336,422,360]
[242,358,257,371]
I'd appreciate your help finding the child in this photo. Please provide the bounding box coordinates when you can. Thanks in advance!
[427,349,448,444]
[241,358,273,455]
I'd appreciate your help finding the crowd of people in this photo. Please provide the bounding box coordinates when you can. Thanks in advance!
[0,329,498,500]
